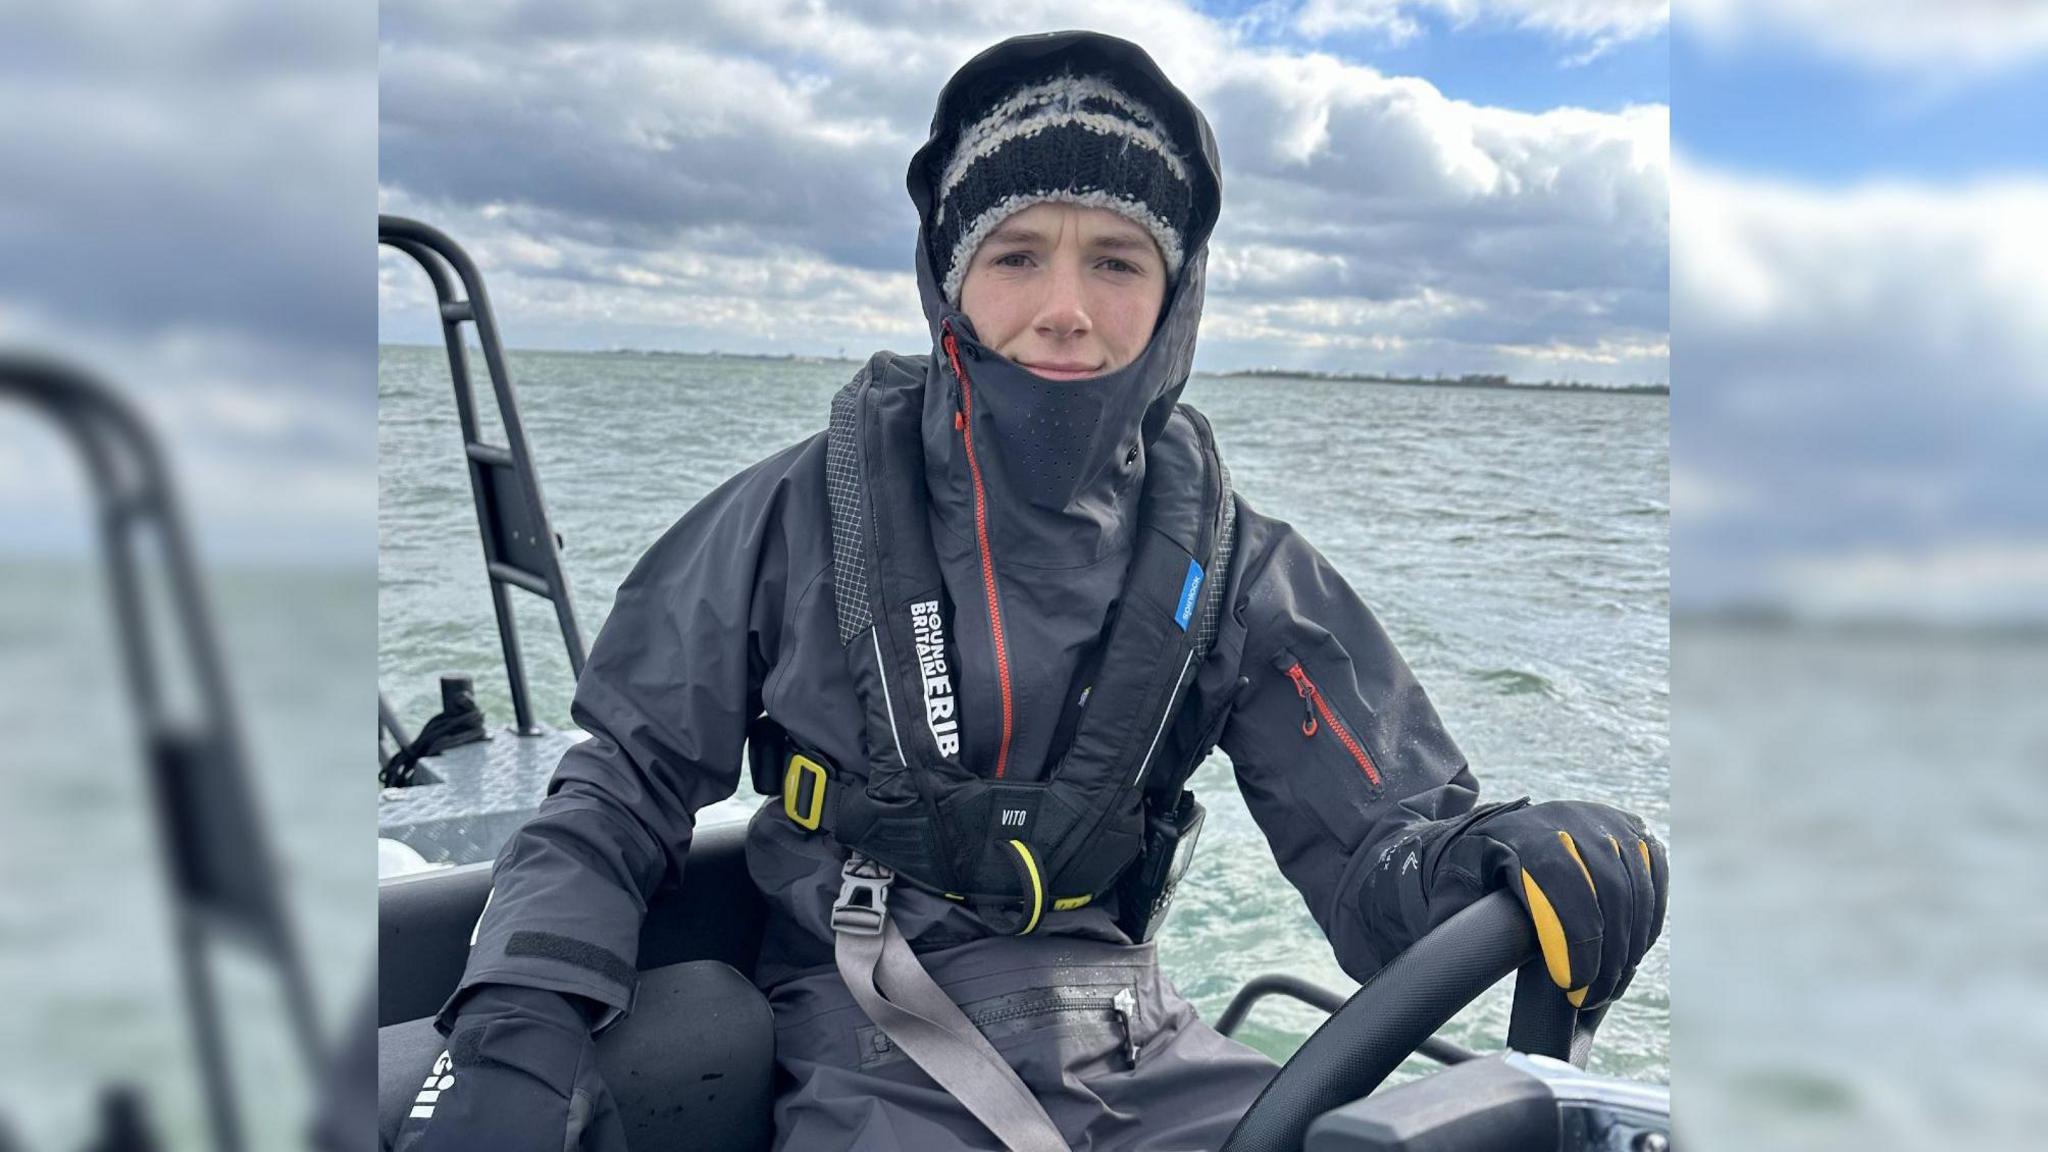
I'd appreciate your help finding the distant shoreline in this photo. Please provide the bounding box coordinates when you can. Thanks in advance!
[1214,368,1668,396]
[378,344,1668,394]
[378,343,863,366]
[1674,607,2048,640]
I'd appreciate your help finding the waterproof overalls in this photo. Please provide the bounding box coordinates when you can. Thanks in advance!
[449,33,1482,1151]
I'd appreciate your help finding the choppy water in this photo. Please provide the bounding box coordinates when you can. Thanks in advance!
[1674,620,2048,1150]
[23,344,2048,1149]
[0,560,371,1150]
[378,343,1670,1083]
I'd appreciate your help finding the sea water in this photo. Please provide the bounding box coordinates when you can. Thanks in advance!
[377,344,1672,1086]
[0,560,370,1149]
[14,345,2041,1148]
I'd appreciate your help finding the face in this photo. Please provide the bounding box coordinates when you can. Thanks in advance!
[958,201,1168,381]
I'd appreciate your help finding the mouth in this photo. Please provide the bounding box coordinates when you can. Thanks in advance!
[1019,360,1106,381]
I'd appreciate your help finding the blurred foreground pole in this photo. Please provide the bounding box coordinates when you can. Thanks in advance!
[0,356,324,1152]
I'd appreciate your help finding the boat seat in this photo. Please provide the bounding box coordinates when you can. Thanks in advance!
[377,818,774,1148]
[378,959,775,1151]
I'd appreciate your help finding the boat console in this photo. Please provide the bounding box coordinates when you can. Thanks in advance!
[1306,1052,1670,1151]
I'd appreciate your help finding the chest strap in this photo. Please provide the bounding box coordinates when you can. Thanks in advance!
[831,853,1068,1152]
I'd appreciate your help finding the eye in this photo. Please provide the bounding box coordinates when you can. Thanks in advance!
[1099,257,1141,274]
[992,251,1034,268]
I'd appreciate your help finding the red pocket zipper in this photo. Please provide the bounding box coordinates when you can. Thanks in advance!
[1285,662,1382,787]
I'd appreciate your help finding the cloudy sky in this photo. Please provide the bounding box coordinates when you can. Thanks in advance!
[11,0,2039,612]
[1669,1,2048,621]
[0,1,376,562]
[377,0,1672,385]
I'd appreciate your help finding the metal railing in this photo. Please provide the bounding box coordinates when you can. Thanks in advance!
[2,354,324,1152]
[379,215,586,736]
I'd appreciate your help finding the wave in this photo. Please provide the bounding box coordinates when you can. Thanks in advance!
[1472,667,1557,697]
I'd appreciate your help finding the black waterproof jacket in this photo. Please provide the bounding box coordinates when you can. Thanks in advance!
[447,30,1483,1148]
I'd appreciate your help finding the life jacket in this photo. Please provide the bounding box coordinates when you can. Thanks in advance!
[756,352,1236,933]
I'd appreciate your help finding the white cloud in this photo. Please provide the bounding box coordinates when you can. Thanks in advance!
[1674,155,2048,618]
[379,192,928,355]
[1293,0,1430,43]
[1679,0,2048,74]
[0,305,372,563]
[378,0,1669,383]
[1775,543,2048,624]
[1675,160,2048,403]
[1294,0,1668,52]
[1670,463,1754,520]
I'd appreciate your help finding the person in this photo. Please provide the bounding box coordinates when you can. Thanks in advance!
[403,29,1668,1152]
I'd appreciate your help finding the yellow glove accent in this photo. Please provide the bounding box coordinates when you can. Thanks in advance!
[1558,830,1596,894]
[1521,867,1592,1008]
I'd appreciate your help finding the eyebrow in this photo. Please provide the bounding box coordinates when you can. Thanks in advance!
[985,224,1155,254]
[984,225,1046,246]
[1089,233,1154,253]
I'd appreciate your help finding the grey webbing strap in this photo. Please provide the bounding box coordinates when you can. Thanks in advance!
[832,857,1068,1152]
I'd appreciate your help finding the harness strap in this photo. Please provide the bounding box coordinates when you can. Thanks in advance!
[831,855,1068,1152]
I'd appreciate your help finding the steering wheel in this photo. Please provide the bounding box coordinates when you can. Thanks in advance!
[1220,890,1606,1152]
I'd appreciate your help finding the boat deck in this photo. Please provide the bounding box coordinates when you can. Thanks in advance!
[378,727,582,866]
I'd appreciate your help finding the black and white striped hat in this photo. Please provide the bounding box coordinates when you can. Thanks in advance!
[928,70,1196,306]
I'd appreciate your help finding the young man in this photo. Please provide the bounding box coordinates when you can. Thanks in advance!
[409,30,1667,1151]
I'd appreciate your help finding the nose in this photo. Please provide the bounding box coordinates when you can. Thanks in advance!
[1034,260,1091,343]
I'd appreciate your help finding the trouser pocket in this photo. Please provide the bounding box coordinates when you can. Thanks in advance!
[854,978,1146,1077]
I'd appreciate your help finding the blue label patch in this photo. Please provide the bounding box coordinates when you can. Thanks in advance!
[1174,559,1205,631]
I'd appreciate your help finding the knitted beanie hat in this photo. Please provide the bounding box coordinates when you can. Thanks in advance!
[929,69,1196,306]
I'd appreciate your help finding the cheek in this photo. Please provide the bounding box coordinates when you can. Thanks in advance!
[1101,294,1163,355]
[960,280,1027,343]
[954,272,1040,342]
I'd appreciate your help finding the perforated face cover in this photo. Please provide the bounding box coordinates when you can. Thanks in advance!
[950,316,1163,510]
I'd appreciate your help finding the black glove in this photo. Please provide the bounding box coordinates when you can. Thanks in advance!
[397,985,625,1152]
[1428,799,1668,1010]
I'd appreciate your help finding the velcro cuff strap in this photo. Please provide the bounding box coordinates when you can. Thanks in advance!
[449,1024,485,1067]
[504,931,637,993]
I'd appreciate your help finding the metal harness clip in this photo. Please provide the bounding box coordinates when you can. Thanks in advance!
[831,853,895,936]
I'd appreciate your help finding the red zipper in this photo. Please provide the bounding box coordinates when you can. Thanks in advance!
[943,324,1015,780]
[1286,663,1381,787]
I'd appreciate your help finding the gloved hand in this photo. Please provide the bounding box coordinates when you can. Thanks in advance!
[1435,798,1668,1010]
[396,984,625,1152]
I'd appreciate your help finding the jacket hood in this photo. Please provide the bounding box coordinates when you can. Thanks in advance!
[906,31,1223,558]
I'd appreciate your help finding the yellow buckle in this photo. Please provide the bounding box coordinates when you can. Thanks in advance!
[784,754,827,830]
[1006,840,1045,935]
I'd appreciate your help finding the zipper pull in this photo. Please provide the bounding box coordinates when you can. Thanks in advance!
[941,328,971,431]
[942,326,967,384]
[1111,988,1140,1069]
[1287,664,1318,736]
